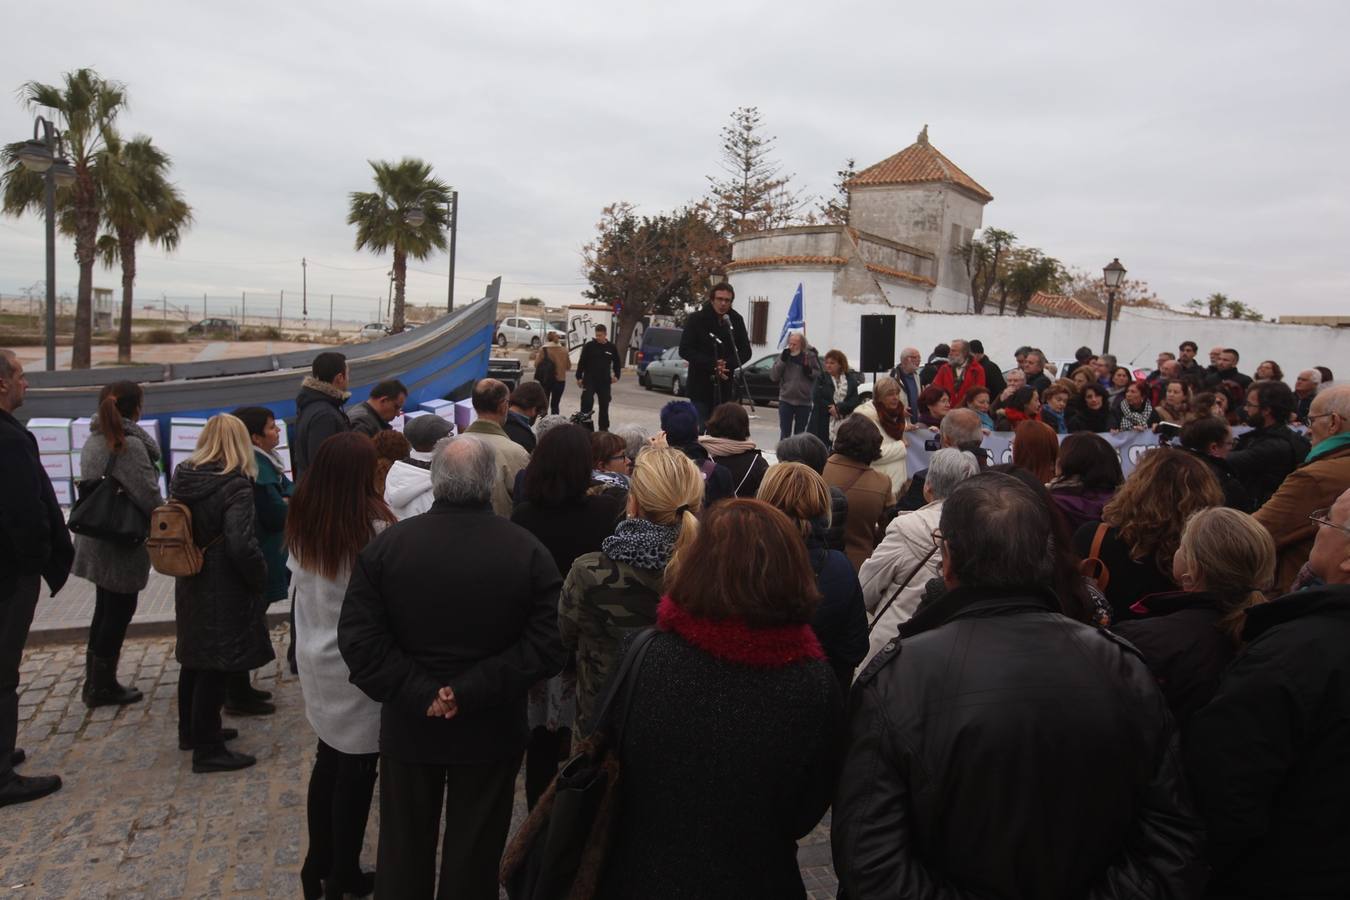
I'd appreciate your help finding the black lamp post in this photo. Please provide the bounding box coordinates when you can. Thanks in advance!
[403,188,459,313]
[1101,257,1127,354]
[17,116,76,371]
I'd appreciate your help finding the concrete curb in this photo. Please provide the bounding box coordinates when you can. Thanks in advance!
[26,610,291,647]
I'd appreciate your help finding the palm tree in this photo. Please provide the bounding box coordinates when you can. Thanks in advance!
[347,159,451,333]
[96,135,193,363]
[1,69,127,368]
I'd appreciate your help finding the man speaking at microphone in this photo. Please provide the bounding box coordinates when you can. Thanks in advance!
[679,281,752,426]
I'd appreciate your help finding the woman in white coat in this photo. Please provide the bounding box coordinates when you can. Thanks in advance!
[858,448,981,664]
[853,376,911,496]
[286,432,395,900]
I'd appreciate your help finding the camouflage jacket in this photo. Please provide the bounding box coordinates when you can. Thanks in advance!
[560,550,665,734]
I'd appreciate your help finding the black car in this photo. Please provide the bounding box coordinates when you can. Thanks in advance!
[733,352,781,407]
[636,326,683,379]
[186,317,239,337]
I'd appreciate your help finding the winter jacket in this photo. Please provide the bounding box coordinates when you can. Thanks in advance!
[503,410,537,453]
[464,419,530,517]
[1187,585,1350,898]
[1182,447,1254,513]
[823,455,895,572]
[338,499,566,764]
[816,486,848,553]
[973,356,1006,399]
[1066,402,1114,433]
[510,493,626,581]
[857,501,943,666]
[1113,398,1157,431]
[289,530,385,755]
[770,346,819,407]
[70,419,163,594]
[0,409,73,599]
[672,441,735,508]
[853,400,908,495]
[810,370,861,444]
[169,462,271,672]
[293,377,351,480]
[531,339,571,384]
[1049,482,1116,534]
[1113,590,1237,735]
[1040,406,1068,434]
[1073,521,1178,623]
[833,585,1205,899]
[677,302,751,406]
[1227,422,1310,510]
[599,598,842,900]
[705,447,769,499]
[1205,367,1252,391]
[807,535,869,690]
[251,448,292,602]
[1254,441,1350,594]
[576,339,622,389]
[345,400,389,438]
[383,459,434,520]
[931,359,986,408]
[559,549,664,733]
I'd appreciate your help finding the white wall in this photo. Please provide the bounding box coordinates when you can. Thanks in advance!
[729,265,1349,377]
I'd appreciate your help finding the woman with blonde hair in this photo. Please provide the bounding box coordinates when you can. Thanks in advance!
[853,376,909,495]
[169,413,269,773]
[559,446,702,734]
[1114,507,1274,732]
[1073,449,1223,623]
[758,462,868,689]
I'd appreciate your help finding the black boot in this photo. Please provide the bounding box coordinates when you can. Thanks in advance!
[192,746,256,774]
[0,772,62,808]
[178,727,240,751]
[224,672,275,716]
[83,652,143,708]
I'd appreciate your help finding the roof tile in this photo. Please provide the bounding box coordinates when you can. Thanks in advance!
[847,126,993,203]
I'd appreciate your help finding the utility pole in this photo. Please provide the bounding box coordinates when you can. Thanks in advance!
[447,190,458,312]
[241,291,246,326]
[328,294,334,331]
[203,293,207,319]
[301,257,308,325]
[279,290,284,328]
[162,293,166,321]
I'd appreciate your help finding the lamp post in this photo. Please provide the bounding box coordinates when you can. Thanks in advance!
[404,188,458,313]
[1101,257,1126,354]
[16,116,76,371]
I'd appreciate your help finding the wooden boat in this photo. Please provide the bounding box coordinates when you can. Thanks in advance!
[18,295,497,434]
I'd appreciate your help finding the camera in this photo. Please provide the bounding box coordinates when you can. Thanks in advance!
[924,438,941,452]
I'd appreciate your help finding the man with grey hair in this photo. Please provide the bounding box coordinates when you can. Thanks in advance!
[889,347,922,423]
[340,433,565,898]
[859,447,980,663]
[897,408,987,511]
[835,472,1204,897]
[931,338,986,407]
[1295,368,1323,422]
[463,378,530,516]
[1,349,73,808]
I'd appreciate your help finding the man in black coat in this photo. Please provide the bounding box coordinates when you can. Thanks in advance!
[1228,380,1309,509]
[338,434,565,899]
[967,339,1006,399]
[347,378,406,437]
[0,350,73,808]
[1205,347,1252,391]
[1187,487,1350,898]
[678,282,751,426]
[832,472,1204,898]
[575,324,622,431]
[293,351,351,481]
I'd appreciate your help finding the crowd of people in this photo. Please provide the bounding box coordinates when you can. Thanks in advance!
[2,287,1350,898]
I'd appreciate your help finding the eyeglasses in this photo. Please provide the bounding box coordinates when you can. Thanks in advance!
[608,453,627,462]
[1307,413,1338,425]
[1309,509,1350,537]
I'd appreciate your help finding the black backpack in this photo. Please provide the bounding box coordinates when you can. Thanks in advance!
[534,352,557,385]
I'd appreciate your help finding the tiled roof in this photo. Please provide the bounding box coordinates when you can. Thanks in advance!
[864,263,935,287]
[1027,291,1106,320]
[847,126,993,203]
[726,255,847,271]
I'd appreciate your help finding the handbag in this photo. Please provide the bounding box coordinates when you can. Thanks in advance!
[500,627,658,900]
[68,455,150,546]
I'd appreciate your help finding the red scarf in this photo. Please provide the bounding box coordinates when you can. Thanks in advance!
[874,400,908,441]
[657,597,824,668]
[1001,406,1031,427]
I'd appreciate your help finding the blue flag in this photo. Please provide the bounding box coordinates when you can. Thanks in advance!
[777,283,805,350]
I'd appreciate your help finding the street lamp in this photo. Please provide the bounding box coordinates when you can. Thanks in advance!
[16,116,73,372]
[1101,257,1126,354]
[403,189,459,312]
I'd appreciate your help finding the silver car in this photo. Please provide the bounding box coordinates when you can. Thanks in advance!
[643,347,689,396]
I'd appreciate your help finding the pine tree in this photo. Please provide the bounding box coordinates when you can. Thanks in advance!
[705,106,805,236]
[819,158,856,225]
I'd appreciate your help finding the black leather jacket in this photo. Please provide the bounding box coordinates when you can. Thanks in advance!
[832,585,1205,899]
[1227,423,1310,510]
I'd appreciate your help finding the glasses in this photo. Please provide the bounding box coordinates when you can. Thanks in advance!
[1307,413,1338,425]
[608,453,627,462]
[1309,509,1350,537]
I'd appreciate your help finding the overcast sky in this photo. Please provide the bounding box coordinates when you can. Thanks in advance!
[2,0,1347,322]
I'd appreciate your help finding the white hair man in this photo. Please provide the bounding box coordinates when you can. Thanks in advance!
[1294,368,1323,422]
[1254,384,1350,593]
[339,433,565,897]
[858,447,981,663]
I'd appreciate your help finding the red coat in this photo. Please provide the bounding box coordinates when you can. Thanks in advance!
[932,361,986,407]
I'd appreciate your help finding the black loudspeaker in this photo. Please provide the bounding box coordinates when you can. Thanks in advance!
[858,315,896,374]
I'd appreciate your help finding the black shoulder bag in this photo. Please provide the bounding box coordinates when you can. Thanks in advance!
[500,627,659,900]
[68,454,151,546]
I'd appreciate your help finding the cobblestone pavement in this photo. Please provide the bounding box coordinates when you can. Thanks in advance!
[2,631,839,898]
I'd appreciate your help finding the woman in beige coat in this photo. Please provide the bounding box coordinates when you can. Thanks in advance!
[853,376,910,496]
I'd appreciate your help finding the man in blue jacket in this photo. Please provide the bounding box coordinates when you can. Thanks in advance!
[0,349,73,808]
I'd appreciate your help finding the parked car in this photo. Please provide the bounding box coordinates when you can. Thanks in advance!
[359,322,391,339]
[636,326,683,378]
[496,316,549,348]
[186,317,239,337]
[735,353,782,407]
[643,347,690,396]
